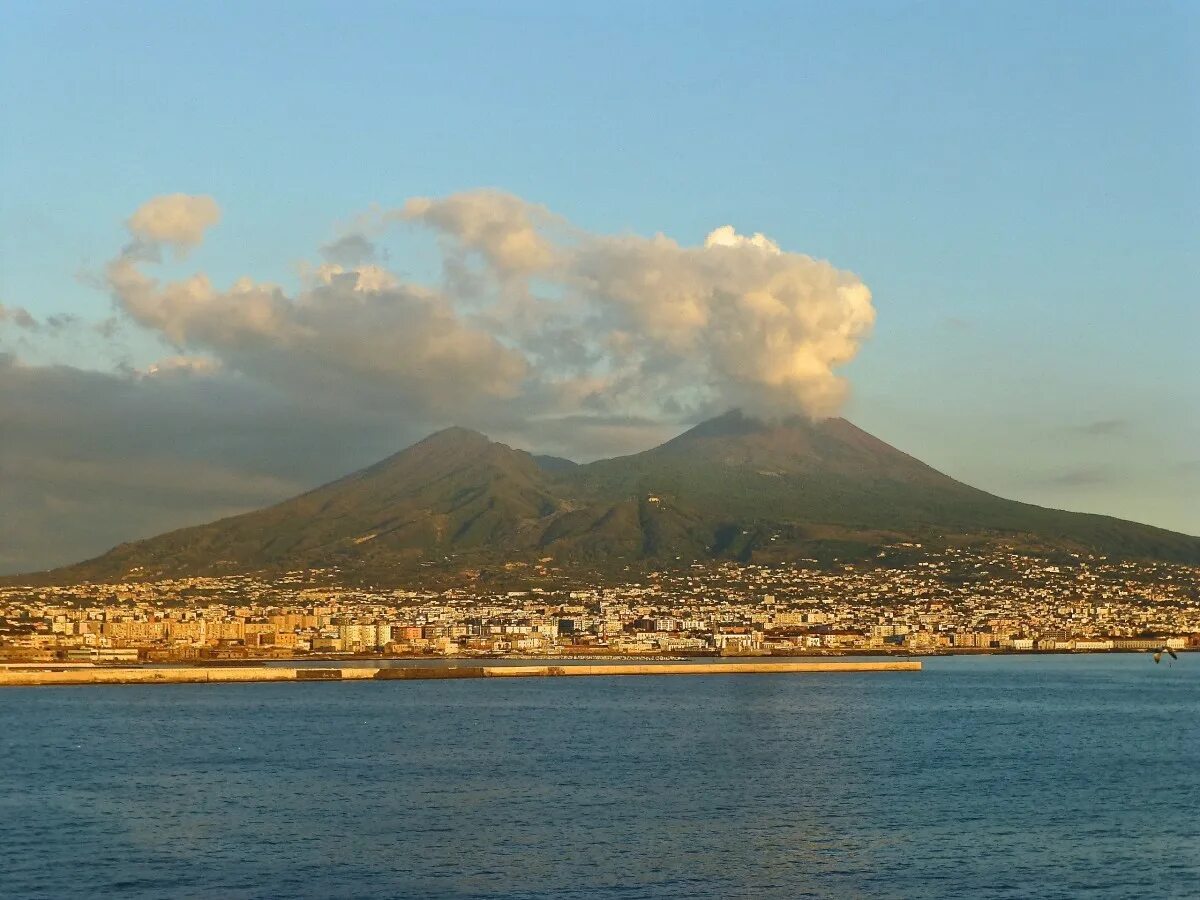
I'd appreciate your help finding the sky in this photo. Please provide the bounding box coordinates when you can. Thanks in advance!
[1,0,1197,573]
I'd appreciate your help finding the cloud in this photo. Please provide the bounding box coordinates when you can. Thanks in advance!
[703,224,781,253]
[320,232,377,267]
[1,189,880,572]
[0,354,425,573]
[494,413,677,464]
[98,190,878,444]
[102,189,876,433]
[400,189,558,275]
[1042,467,1115,488]
[138,355,222,378]
[566,224,875,418]
[1070,418,1127,436]
[107,263,530,417]
[126,193,220,251]
[0,303,38,329]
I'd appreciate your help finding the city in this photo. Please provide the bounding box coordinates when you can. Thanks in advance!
[3,543,1196,663]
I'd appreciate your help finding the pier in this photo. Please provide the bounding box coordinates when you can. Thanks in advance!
[0,659,920,687]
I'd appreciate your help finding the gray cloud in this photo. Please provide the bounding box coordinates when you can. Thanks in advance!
[494,413,678,464]
[1041,467,1115,488]
[0,355,427,573]
[0,352,675,573]
[320,232,377,267]
[0,304,38,329]
[1070,418,1127,436]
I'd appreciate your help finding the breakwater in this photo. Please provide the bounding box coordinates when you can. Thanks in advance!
[0,659,920,687]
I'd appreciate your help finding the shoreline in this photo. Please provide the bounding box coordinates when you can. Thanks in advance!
[0,659,921,687]
[0,647,1190,670]
[128,647,1199,665]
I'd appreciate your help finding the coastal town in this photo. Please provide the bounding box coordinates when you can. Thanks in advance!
[2,543,1197,662]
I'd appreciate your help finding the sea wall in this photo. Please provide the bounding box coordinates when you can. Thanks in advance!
[485,661,921,677]
[0,659,920,687]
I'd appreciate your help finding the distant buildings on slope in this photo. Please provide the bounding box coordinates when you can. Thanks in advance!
[2,546,1197,662]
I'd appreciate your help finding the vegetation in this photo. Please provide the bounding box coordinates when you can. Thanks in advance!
[19,411,1200,586]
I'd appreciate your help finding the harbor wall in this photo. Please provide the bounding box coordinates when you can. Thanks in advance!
[0,659,920,687]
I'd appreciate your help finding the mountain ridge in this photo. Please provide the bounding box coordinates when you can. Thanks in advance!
[11,411,1200,585]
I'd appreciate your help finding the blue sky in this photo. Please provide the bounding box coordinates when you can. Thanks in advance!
[1,0,1197,564]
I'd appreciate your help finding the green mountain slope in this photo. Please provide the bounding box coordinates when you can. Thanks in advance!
[20,411,1200,584]
[569,411,1200,565]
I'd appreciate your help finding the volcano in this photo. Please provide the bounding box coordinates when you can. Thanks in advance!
[25,411,1200,583]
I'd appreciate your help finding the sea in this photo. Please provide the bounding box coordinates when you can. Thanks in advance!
[1,655,1196,899]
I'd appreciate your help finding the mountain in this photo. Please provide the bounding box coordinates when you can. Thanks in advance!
[19,411,1200,584]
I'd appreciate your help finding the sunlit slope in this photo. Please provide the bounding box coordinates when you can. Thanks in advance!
[566,411,1200,564]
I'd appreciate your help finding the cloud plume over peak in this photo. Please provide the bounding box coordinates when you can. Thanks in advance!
[97,189,875,452]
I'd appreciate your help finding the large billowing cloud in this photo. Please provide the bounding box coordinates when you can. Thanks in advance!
[1,189,876,572]
[106,189,875,426]
[566,221,874,417]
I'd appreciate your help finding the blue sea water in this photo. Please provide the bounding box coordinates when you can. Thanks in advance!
[1,655,1197,899]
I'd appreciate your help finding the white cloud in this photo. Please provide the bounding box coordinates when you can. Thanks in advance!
[105,189,875,426]
[400,189,557,275]
[126,193,220,252]
[703,224,781,254]
[564,224,875,418]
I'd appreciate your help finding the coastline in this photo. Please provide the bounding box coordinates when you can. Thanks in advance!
[0,658,921,687]
[148,647,1198,664]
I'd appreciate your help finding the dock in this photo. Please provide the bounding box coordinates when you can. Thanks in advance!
[0,660,920,687]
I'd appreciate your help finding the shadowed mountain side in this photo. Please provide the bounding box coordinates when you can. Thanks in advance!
[18,411,1200,584]
[55,428,569,577]
[532,454,579,473]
